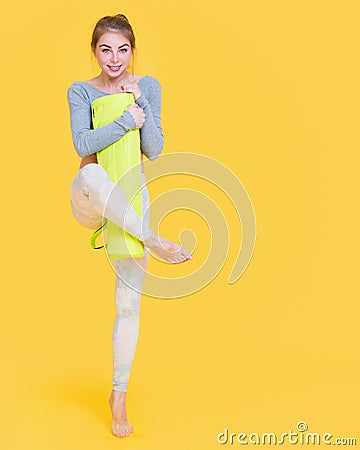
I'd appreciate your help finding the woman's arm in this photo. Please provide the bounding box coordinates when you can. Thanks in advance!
[67,82,137,157]
[135,78,164,160]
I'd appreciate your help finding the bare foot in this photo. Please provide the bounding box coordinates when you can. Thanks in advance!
[109,390,133,438]
[143,232,192,263]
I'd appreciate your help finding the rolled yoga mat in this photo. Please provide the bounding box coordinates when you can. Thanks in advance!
[90,93,144,259]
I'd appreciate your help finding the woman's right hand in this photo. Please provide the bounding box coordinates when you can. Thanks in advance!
[126,104,145,129]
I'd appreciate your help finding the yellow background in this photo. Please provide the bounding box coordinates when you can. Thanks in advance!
[1,0,359,448]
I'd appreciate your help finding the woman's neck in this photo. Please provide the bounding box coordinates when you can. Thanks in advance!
[95,71,134,91]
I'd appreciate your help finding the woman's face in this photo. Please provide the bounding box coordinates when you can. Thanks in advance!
[93,31,132,78]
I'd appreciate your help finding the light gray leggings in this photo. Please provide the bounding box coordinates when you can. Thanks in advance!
[70,163,152,392]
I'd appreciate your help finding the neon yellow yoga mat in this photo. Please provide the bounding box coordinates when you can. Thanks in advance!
[91,93,144,259]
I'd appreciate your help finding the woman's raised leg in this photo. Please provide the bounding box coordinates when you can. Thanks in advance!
[70,163,192,263]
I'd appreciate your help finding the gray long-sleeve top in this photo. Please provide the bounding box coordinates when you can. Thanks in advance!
[67,75,164,160]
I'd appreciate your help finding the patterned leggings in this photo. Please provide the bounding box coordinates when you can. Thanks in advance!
[70,163,151,392]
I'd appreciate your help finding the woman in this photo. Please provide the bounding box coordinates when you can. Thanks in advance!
[67,14,192,438]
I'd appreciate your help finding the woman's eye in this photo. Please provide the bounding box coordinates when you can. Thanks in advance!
[100,48,127,53]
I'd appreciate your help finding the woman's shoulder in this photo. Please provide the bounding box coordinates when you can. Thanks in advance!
[67,80,92,93]
[67,81,91,99]
[67,81,102,106]
[138,76,162,101]
[138,75,161,89]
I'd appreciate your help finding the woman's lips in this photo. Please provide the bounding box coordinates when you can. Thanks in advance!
[108,65,121,72]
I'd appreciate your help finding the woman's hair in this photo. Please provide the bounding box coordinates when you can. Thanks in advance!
[91,14,136,51]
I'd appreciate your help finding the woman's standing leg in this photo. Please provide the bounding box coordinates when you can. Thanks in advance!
[109,173,150,437]
[111,251,149,393]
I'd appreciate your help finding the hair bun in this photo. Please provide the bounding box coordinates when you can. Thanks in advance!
[116,14,129,22]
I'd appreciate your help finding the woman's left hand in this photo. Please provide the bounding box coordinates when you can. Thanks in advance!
[121,82,142,101]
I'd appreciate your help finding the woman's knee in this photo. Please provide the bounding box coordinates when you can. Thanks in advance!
[78,163,112,192]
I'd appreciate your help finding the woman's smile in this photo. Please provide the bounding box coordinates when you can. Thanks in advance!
[108,65,121,72]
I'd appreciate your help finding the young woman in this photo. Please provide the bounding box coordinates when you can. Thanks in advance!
[67,14,192,438]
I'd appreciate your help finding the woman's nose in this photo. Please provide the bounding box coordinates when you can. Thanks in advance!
[110,51,119,63]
